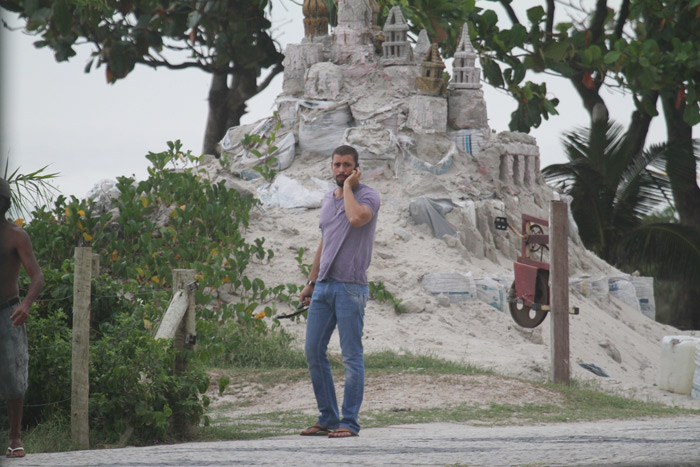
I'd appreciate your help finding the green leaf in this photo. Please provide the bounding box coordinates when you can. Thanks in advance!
[481,58,504,87]
[526,6,546,24]
[543,41,570,61]
[683,101,700,125]
[604,50,622,65]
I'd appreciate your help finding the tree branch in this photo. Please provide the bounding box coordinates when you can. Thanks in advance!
[589,0,608,43]
[614,0,630,40]
[256,63,284,94]
[498,0,520,25]
[546,0,555,36]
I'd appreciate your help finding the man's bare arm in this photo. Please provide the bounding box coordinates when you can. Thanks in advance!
[10,229,43,327]
[343,169,373,227]
[299,240,322,306]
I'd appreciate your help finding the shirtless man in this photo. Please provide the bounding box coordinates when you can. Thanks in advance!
[0,179,44,458]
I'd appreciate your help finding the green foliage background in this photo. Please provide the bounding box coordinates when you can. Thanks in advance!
[10,141,302,445]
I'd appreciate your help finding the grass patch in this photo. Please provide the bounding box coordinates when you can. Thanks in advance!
[19,350,700,450]
[365,350,489,375]
[0,418,73,454]
[197,350,700,442]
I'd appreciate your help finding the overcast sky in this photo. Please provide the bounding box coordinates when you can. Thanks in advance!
[1,1,671,201]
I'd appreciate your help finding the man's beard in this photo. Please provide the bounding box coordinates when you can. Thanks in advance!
[335,175,347,187]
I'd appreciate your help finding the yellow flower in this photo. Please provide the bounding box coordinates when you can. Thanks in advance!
[111,250,119,262]
[151,276,160,284]
[14,219,24,227]
[222,276,230,283]
[254,311,266,319]
[77,209,86,217]
[211,248,218,256]
[82,232,93,242]
[141,197,148,208]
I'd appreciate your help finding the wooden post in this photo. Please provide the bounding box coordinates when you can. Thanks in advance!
[71,247,92,449]
[172,269,196,437]
[550,201,570,385]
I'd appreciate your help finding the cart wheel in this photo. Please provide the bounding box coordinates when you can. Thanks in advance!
[508,274,549,328]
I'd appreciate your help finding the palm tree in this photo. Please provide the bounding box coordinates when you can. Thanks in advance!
[544,119,673,264]
[543,120,700,327]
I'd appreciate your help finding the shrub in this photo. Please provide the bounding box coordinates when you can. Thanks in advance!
[18,141,299,443]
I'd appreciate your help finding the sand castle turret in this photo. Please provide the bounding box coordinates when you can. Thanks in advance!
[450,23,481,90]
[416,43,446,96]
[447,24,489,156]
[303,0,329,38]
[332,0,375,64]
[380,6,412,65]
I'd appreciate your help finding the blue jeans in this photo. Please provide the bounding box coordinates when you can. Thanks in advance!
[305,279,368,434]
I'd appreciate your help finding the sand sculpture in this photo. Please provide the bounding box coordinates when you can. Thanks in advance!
[195,2,700,409]
[219,3,550,268]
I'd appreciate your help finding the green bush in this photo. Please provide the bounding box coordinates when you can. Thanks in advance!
[90,312,209,444]
[17,141,305,443]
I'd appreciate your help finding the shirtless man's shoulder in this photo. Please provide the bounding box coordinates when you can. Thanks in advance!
[0,219,37,301]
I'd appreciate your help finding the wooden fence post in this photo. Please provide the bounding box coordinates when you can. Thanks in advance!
[172,269,196,436]
[71,247,93,449]
[550,201,570,385]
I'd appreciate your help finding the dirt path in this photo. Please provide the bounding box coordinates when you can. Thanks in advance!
[207,371,566,421]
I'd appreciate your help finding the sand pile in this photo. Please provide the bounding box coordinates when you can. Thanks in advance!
[196,146,700,410]
[193,4,700,410]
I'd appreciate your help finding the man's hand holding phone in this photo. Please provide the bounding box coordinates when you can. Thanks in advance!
[344,167,361,190]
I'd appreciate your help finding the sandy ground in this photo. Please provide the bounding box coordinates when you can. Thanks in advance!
[195,149,700,418]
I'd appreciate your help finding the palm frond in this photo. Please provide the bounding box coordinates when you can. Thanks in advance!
[2,159,60,220]
[616,223,700,284]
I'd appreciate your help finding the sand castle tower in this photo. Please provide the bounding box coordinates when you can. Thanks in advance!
[303,0,329,38]
[416,43,446,96]
[281,0,331,95]
[332,0,376,64]
[450,23,481,90]
[380,6,412,65]
[447,23,489,155]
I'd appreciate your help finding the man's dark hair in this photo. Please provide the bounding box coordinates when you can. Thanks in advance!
[332,145,359,166]
[0,196,10,218]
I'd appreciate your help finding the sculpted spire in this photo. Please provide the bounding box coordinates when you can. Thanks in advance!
[303,0,329,38]
[450,23,481,89]
[380,6,411,65]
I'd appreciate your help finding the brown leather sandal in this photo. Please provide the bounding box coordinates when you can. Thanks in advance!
[300,423,330,436]
[328,427,358,438]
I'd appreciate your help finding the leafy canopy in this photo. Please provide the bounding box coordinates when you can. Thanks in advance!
[1,0,283,83]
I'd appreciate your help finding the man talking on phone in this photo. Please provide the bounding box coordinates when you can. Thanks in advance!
[299,145,380,438]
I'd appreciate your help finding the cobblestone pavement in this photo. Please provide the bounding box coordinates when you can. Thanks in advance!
[6,416,700,466]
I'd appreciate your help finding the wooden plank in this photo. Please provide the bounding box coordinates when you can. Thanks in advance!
[172,269,196,351]
[549,201,570,385]
[71,247,92,450]
[153,290,189,340]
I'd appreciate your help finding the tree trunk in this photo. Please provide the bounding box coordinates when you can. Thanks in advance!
[202,67,274,156]
[661,95,700,329]
[661,96,700,227]
[202,72,231,156]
